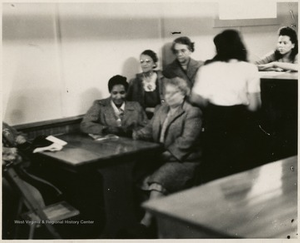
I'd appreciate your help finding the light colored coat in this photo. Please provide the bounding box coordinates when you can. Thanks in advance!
[137,101,202,161]
[136,101,203,193]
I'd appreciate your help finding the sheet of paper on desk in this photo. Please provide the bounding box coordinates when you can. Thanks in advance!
[33,143,64,153]
[46,135,68,146]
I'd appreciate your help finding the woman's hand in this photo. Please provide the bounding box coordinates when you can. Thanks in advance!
[16,135,27,144]
[269,61,298,72]
[103,126,122,135]
[145,107,155,113]
[257,63,284,72]
[160,151,173,161]
[2,147,18,162]
[132,130,139,140]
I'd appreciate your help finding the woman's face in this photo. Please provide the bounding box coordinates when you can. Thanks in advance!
[173,43,192,65]
[140,54,155,73]
[110,84,126,107]
[164,84,185,107]
[277,35,295,56]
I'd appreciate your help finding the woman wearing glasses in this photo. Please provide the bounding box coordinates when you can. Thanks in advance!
[127,77,202,238]
[163,36,203,88]
[126,50,165,119]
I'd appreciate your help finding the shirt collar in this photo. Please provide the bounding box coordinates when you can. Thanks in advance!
[110,99,125,114]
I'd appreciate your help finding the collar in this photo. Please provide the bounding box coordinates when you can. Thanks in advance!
[110,100,125,115]
[176,57,191,68]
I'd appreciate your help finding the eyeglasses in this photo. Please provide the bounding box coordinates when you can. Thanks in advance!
[140,59,152,64]
[174,49,188,55]
[165,89,181,97]
[111,91,126,95]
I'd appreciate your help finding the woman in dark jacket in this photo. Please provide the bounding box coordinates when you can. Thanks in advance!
[126,50,165,119]
[163,36,203,88]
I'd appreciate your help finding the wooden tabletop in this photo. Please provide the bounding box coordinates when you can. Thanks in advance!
[38,133,162,168]
[144,156,298,238]
[259,71,298,80]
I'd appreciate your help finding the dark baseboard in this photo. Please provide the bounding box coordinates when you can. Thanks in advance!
[14,115,84,140]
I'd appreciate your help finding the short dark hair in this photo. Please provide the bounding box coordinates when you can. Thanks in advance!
[275,26,298,61]
[206,29,247,64]
[108,75,128,92]
[171,36,195,53]
[141,50,158,63]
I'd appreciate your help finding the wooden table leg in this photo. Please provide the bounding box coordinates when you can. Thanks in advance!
[98,160,138,238]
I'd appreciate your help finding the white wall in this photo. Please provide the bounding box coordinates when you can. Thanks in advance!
[2,1,298,125]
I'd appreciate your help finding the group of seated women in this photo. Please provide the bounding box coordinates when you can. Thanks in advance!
[79,26,298,238]
[2,25,297,239]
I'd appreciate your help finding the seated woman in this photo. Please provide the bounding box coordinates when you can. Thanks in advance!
[191,29,261,183]
[255,26,298,72]
[131,77,202,237]
[127,50,165,119]
[80,75,148,137]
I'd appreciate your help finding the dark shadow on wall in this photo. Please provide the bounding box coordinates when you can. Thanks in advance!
[8,96,29,124]
[80,88,102,112]
[161,42,174,70]
[121,57,139,81]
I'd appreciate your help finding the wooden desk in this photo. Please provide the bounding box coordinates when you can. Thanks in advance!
[143,156,298,239]
[36,133,162,170]
[259,72,298,161]
[34,133,163,238]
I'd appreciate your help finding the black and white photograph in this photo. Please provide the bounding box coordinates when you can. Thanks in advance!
[1,0,298,241]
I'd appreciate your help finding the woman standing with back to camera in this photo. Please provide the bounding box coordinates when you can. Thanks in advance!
[191,29,261,183]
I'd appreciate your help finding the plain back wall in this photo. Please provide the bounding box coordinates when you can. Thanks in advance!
[2,1,298,125]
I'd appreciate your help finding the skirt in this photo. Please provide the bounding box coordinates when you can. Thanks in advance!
[146,161,199,194]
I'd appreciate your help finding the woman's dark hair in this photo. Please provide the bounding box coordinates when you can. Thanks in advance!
[108,75,128,92]
[274,26,298,62]
[141,50,158,68]
[171,36,195,53]
[205,29,247,64]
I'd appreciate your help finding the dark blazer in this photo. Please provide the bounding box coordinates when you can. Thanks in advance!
[126,70,165,108]
[163,58,203,88]
[137,101,202,161]
[80,98,148,135]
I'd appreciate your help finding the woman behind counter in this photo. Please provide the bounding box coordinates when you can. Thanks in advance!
[127,77,202,238]
[255,26,298,72]
[80,75,148,137]
[126,50,165,119]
